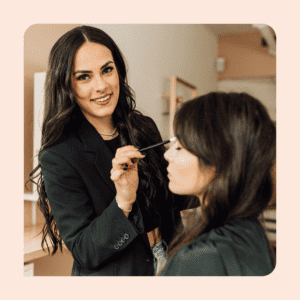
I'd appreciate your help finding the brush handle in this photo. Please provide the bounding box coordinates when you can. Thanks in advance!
[122,138,176,169]
[139,140,171,152]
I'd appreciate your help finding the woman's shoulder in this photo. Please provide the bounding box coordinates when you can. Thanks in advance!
[162,237,225,276]
[207,218,266,246]
[161,219,273,276]
[131,113,157,130]
[130,112,162,144]
[193,219,267,252]
[40,132,83,163]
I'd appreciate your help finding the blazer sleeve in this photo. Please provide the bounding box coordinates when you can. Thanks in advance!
[40,149,144,271]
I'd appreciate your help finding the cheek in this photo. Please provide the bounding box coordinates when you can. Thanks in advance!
[176,155,196,172]
[75,85,91,99]
[170,157,199,191]
[112,76,120,93]
[72,81,84,99]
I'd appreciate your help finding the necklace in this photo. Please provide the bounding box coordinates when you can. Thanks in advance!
[99,127,118,140]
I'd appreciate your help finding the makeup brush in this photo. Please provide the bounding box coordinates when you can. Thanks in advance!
[139,136,177,152]
[123,137,177,170]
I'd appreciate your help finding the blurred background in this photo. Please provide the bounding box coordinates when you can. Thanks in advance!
[24,24,276,276]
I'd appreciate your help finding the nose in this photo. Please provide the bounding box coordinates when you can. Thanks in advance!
[164,147,171,162]
[94,75,107,92]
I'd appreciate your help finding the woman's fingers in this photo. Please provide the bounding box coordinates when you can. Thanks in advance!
[112,148,145,170]
[110,160,139,181]
[110,168,125,181]
[110,146,143,202]
[110,145,145,182]
[112,156,134,170]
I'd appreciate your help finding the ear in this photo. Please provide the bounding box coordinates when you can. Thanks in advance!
[204,165,217,182]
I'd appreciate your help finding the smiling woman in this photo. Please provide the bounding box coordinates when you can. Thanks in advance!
[26,25,192,276]
[71,42,120,137]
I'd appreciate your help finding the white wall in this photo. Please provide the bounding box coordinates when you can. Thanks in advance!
[88,24,218,140]
[217,77,276,121]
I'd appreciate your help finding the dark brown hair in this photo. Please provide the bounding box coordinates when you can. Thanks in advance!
[164,92,276,267]
[26,25,168,254]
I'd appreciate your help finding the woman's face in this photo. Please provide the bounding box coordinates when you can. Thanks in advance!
[71,42,120,124]
[164,139,216,202]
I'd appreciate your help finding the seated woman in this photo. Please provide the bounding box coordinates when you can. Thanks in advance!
[159,92,276,276]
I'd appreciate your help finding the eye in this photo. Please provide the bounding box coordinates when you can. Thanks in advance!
[103,66,113,75]
[175,147,182,151]
[76,74,90,81]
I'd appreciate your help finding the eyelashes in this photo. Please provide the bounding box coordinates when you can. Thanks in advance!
[76,74,89,81]
[75,66,114,81]
[103,66,113,74]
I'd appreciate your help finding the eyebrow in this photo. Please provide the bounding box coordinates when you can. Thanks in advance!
[73,60,114,75]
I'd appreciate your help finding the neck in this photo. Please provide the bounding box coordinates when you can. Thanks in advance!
[94,119,116,136]
[82,111,116,135]
[197,194,204,206]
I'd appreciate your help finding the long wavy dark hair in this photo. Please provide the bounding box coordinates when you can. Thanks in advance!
[161,92,276,269]
[26,25,169,254]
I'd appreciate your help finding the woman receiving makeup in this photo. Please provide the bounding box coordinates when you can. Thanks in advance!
[158,92,276,276]
[27,25,191,276]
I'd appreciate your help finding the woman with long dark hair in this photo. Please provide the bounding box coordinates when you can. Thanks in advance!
[159,92,276,276]
[27,25,189,276]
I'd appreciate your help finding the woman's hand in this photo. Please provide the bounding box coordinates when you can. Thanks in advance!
[110,146,145,211]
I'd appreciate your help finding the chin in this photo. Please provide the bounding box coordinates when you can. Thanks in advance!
[168,182,188,195]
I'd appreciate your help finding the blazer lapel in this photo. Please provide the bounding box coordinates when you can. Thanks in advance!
[76,114,116,193]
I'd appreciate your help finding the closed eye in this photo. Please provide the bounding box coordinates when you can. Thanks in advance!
[175,147,182,151]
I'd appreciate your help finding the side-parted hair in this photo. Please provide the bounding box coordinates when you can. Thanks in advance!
[165,92,276,265]
[27,26,169,254]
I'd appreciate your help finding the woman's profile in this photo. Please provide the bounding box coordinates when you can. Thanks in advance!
[159,91,276,276]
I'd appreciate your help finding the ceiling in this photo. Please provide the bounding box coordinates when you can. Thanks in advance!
[205,24,257,36]
[206,24,276,56]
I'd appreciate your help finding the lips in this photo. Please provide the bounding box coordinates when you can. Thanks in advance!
[91,94,112,102]
[167,168,172,178]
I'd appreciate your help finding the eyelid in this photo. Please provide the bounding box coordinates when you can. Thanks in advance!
[75,66,113,80]
[76,74,90,81]
[103,66,113,73]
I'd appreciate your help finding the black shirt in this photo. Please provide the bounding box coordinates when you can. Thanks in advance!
[104,135,121,156]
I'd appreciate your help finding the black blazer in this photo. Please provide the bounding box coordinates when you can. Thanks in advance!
[160,218,275,276]
[40,113,187,276]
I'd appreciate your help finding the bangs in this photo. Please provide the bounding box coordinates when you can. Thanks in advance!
[173,99,211,166]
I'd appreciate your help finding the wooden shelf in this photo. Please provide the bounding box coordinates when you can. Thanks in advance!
[24,224,53,263]
[24,192,39,202]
